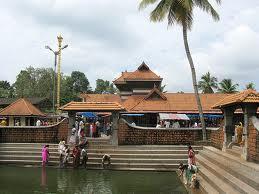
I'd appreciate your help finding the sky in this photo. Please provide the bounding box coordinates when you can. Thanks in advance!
[1,0,259,92]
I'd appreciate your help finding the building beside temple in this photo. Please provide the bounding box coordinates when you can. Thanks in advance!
[0,98,46,126]
[80,62,229,127]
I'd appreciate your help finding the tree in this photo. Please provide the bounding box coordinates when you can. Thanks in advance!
[218,79,239,93]
[245,82,255,90]
[0,80,14,98]
[139,0,221,140]
[70,71,91,94]
[198,72,218,93]
[95,79,117,94]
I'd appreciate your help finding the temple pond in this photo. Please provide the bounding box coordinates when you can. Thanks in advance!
[0,166,187,194]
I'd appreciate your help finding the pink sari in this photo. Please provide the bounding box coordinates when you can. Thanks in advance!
[188,149,196,165]
[42,147,48,165]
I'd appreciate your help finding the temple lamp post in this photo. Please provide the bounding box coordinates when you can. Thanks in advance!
[45,43,68,113]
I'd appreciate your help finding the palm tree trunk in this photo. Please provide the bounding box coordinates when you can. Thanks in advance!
[182,25,207,140]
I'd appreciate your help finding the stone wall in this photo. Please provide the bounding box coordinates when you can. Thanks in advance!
[248,120,259,162]
[0,119,68,143]
[118,119,215,145]
[210,124,224,150]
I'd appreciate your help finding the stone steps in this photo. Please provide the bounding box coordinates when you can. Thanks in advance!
[198,165,239,194]
[0,143,193,171]
[196,146,259,193]
[202,147,259,190]
[197,155,258,194]
[0,150,188,159]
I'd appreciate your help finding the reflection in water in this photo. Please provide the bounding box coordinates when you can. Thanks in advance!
[0,167,187,194]
[41,167,47,188]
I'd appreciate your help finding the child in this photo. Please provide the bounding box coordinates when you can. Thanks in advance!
[72,145,81,168]
[42,145,50,166]
[101,154,111,168]
[81,146,88,168]
[62,145,70,167]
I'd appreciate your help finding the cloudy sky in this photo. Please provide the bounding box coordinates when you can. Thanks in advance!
[1,0,259,92]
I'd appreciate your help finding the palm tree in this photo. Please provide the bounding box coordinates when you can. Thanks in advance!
[139,0,221,140]
[198,72,218,93]
[245,82,255,90]
[218,79,239,93]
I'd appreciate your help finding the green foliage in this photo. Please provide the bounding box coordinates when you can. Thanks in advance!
[95,79,117,94]
[13,66,54,98]
[218,79,239,93]
[70,71,91,93]
[245,82,256,90]
[198,72,218,93]
[0,80,14,98]
[139,0,221,30]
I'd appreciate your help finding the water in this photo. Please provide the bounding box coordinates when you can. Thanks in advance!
[0,166,187,194]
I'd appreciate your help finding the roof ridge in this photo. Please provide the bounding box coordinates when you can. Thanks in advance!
[23,98,33,115]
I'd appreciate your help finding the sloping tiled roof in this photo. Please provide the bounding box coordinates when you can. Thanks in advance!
[0,98,45,116]
[60,102,125,111]
[79,94,122,103]
[129,93,229,113]
[113,62,162,83]
[144,87,167,100]
[212,89,259,109]
[79,92,229,113]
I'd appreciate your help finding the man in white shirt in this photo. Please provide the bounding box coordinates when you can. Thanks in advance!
[36,119,41,126]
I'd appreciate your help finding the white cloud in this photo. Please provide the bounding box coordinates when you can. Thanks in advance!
[0,0,259,92]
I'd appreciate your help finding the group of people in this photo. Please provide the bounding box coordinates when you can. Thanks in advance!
[178,145,199,189]
[156,120,181,128]
[42,138,111,169]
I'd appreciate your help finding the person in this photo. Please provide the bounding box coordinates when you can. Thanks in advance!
[69,125,77,146]
[156,121,161,128]
[178,163,188,184]
[165,120,170,128]
[0,118,7,126]
[72,145,81,168]
[101,154,111,168]
[106,122,111,136]
[131,122,136,126]
[92,122,97,138]
[42,145,50,166]
[193,122,198,128]
[172,121,180,128]
[63,145,70,167]
[188,145,196,166]
[235,122,243,145]
[36,119,41,126]
[81,146,88,168]
[58,139,66,167]
[88,123,92,137]
[78,120,84,136]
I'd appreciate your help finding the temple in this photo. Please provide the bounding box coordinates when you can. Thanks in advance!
[80,62,229,127]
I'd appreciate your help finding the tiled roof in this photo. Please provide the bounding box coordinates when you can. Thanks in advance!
[0,98,45,116]
[79,94,122,103]
[212,89,259,109]
[59,102,125,111]
[113,62,162,83]
[79,92,229,113]
[129,93,229,113]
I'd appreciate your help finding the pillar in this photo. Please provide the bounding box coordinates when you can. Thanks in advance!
[222,107,235,151]
[241,104,258,160]
[111,112,119,145]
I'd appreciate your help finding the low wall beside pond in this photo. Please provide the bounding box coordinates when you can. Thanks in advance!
[118,119,218,145]
[0,118,69,143]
